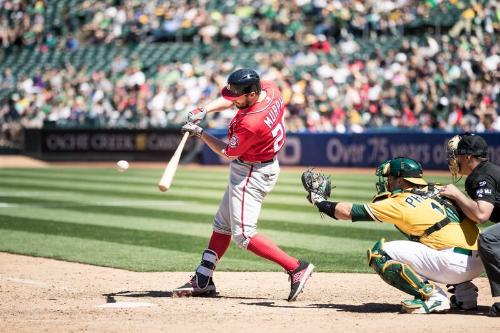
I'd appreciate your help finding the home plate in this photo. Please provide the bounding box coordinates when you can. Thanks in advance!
[97,302,157,308]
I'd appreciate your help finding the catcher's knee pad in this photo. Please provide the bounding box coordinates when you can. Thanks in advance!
[367,239,434,300]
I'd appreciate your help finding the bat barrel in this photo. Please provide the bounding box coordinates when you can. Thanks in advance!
[157,132,190,192]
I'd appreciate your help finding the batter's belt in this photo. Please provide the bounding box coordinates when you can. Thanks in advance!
[237,158,275,165]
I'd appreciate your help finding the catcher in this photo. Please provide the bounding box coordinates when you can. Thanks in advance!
[301,157,484,314]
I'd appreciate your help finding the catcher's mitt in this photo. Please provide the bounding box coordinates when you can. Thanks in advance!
[301,169,332,203]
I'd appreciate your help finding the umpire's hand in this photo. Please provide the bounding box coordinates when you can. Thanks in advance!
[181,122,204,138]
[439,184,462,200]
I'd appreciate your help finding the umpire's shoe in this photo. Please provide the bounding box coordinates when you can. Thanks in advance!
[173,273,217,297]
[287,261,315,302]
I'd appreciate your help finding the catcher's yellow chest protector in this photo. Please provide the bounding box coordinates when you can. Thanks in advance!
[364,191,479,250]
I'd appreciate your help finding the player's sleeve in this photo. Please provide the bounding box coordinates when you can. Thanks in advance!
[223,126,256,158]
[363,198,403,225]
[469,176,496,204]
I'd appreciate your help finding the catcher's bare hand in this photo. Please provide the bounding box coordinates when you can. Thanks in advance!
[187,107,207,124]
[181,122,203,138]
[301,169,332,205]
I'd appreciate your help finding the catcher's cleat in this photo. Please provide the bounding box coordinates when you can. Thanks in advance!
[447,281,478,310]
[287,261,314,302]
[450,295,478,311]
[487,302,500,317]
[401,299,450,314]
[173,275,217,297]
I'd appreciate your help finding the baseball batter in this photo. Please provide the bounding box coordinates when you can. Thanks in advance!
[302,157,484,314]
[173,68,314,301]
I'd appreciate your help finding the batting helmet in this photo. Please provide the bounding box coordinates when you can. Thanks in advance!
[221,68,261,101]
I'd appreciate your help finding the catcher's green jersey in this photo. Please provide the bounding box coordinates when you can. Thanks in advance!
[363,190,479,250]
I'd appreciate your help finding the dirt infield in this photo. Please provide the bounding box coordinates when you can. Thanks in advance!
[0,156,48,168]
[0,253,497,333]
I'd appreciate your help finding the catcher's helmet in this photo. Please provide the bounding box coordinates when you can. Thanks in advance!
[221,68,261,101]
[376,157,427,193]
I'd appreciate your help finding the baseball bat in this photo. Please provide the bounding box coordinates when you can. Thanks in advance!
[158,132,190,192]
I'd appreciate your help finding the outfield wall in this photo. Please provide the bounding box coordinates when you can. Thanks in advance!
[23,128,197,161]
[202,131,500,170]
[22,129,500,169]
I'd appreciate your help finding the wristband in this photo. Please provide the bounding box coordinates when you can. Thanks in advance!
[316,201,338,219]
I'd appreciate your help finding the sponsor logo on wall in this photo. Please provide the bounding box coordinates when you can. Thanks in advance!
[41,130,195,153]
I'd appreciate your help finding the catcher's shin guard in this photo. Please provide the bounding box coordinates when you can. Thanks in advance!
[367,239,434,299]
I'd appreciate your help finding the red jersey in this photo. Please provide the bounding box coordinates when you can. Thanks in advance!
[224,80,286,162]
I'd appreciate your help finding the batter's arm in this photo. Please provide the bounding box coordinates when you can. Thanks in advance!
[203,97,234,113]
[200,131,238,161]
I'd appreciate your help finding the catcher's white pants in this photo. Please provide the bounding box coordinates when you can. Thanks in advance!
[384,240,484,302]
[213,159,279,249]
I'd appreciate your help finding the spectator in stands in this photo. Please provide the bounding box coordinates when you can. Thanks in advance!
[0,0,498,134]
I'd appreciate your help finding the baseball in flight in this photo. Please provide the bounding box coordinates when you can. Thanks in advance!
[116,160,129,172]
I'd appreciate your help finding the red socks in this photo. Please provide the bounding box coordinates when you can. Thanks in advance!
[207,231,232,259]
[247,234,300,272]
[207,232,300,273]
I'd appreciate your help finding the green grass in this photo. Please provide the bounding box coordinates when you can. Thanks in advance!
[0,167,465,272]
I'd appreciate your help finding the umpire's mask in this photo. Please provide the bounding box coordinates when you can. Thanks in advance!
[447,135,462,183]
[447,133,488,183]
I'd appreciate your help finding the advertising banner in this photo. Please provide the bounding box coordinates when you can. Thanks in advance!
[201,131,500,170]
[24,128,197,160]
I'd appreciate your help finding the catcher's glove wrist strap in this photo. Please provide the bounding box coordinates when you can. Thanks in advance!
[316,201,338,219]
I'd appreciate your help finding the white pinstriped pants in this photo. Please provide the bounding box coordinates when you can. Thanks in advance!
[213,159,279,249]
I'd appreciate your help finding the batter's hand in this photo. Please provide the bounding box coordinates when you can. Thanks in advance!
[187,107,207,124]
[181,122,203,138]
[439,184,462,200]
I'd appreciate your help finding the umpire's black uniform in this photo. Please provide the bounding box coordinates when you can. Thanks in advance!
[465,160,500,315]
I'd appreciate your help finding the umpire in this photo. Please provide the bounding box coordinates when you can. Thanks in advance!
[440,133,500,317]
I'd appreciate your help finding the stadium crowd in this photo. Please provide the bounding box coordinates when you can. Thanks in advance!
[0,0,499,139]
[2,0,497,46]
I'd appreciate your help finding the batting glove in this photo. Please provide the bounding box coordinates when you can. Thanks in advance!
[187,107,207,124]
[181,122,203,138]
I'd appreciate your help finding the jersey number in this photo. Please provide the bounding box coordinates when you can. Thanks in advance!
[271,120,285,152]
[430,202,444,215]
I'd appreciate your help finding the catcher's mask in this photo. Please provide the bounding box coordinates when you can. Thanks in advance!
[375,157,427,194]
[447,133,488,183]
